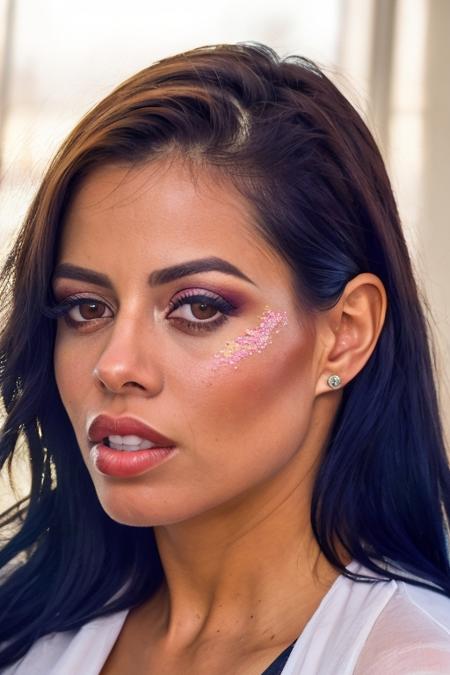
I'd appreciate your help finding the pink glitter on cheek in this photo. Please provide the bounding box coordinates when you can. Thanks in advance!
[211,305,288,371]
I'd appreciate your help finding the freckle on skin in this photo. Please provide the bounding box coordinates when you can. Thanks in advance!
[211,306,288,371]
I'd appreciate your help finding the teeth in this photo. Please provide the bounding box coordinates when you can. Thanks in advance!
[109,434,153,445]
[107,434,157,451]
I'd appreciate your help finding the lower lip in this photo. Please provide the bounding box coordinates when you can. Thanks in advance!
[89,443,177,477]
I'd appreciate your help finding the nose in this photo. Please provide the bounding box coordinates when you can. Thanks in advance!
[92,314,164,397]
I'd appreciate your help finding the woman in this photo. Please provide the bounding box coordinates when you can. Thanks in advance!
[0,42,449,674]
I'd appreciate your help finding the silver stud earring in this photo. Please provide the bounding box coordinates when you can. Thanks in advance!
[327,374,341,389]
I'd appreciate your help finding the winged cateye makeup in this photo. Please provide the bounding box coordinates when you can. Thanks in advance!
[212,306,288,371]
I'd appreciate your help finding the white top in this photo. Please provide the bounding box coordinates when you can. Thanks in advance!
[2,559,450,674]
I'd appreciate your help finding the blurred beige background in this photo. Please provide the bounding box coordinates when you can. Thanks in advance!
[0,0,449,507]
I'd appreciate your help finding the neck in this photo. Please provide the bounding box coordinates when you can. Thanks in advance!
[150,454,347,649]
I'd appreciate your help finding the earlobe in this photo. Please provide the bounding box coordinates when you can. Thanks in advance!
[314,273,387,396]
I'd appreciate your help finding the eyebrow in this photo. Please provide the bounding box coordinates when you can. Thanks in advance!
[52,264,114,289]
[149,257,257,287]
[52,256,257,289]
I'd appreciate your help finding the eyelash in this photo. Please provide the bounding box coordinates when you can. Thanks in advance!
[42,290,237,334]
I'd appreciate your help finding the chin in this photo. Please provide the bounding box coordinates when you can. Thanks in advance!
[95,489,206,528]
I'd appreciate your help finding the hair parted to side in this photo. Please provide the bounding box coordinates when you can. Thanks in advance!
[0,42,449,665]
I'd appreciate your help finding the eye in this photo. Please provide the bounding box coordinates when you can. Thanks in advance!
[167,290,236,332]
[42,295,113,330]
[68,300,112,323]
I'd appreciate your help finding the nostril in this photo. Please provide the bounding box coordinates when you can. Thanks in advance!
[123,381,146,389]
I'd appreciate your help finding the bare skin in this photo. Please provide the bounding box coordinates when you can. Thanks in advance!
[53,157,387,674]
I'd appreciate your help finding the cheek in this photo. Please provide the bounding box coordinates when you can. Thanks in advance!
[54,334,70,406]
[210,307,288,371]
[178,324,317,473]
[53,329,90,425]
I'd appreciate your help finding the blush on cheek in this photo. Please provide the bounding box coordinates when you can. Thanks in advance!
[211,305,288,371]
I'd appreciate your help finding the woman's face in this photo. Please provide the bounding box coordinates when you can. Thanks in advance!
[53,159,328,526]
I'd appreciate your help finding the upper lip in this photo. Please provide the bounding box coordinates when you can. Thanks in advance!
[87,414,176,447]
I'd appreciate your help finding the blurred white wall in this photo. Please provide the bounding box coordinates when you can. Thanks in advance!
[0,0,342,252]
[421,0,450,446]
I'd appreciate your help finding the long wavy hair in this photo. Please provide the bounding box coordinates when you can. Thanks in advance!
[0,42,449,666]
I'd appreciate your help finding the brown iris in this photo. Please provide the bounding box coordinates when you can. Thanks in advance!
[191,302,217,320]
[78,301,106,320]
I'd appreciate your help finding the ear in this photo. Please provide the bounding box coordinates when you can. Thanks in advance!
[314,273,388,396]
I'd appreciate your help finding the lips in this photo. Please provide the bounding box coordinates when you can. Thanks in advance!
[87,414,176,447]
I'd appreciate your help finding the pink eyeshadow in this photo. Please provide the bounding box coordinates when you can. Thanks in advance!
[212,306,288,371]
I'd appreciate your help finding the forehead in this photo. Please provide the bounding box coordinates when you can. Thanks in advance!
[60,158,294,290]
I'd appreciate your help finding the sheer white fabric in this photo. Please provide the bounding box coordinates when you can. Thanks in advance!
[2,559,449,674]
[352,580,450,674]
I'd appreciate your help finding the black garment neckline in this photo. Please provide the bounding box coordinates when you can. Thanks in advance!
[260,638,297,675]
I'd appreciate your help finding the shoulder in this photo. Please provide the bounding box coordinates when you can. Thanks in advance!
[281,559,450,675]
[0,631,76,675]
[0,610,128,675]
[354,578,450,674]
